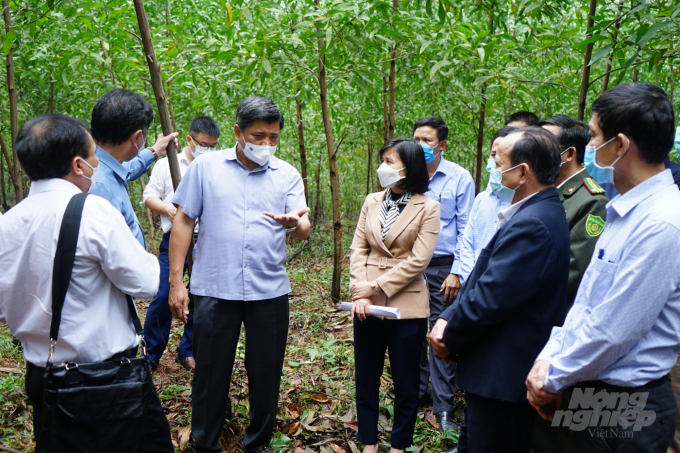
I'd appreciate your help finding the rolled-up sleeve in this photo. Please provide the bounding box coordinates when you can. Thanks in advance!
[286,170,308,213]
[142,160,166,203]
[123,148,155,182]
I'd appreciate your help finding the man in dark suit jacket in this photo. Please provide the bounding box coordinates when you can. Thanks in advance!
[430,127,570,453]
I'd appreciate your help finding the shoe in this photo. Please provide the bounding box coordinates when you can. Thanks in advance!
[436,410,458,434]
[176,355,196,371]
[419,385,433,407]
[252,447,274,453]
[437,449,457,453]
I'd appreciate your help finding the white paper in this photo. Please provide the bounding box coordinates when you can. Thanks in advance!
[341,302,401,319]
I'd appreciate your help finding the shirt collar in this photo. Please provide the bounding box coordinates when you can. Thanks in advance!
[227,144,279,170]
[28,178,82,197]
[431,156,452,178]
[497,191,538,227]
[180,148,193,165]
[607,169,674,218]
[96,145,128,181]
[556,167,587,189]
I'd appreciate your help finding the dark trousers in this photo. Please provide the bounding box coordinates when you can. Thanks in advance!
[191,295,289,453]
[25,349,173,452]
[419,265,457,413]
[354,315,427,449]
[143,232,195,366]
[570,377,676,453]
[532,387,576,453]
[457,391,536,453]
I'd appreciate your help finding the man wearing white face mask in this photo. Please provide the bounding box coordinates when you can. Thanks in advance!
[528,83,680,453]
[90,89,179,248]
[168,96,310,453]
[141,116,220,371]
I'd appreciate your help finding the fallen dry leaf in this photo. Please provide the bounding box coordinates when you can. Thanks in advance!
[343,421,359,431]
[308,393,331,403]
[288,421,301,436]
[177,426,191,452]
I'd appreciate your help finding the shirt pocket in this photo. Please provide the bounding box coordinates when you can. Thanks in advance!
[583,258,618,309]
[440,196,456,221]
[253,190,287,214]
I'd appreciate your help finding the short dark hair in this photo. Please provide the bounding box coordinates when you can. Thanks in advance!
[189,116,221,138]
[235,96,284,130]
[504,111,540,127]
[591,82,675,165]
[539,115,590,164]
[490,126,518,150]
[507,127,561,186]
[413,116,449,142]
[16,114,92,181]
[90,89,154,146]
[379,138,430,194]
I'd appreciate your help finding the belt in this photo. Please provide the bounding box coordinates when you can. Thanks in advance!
[428,255,455,268]
[577,374,670,392]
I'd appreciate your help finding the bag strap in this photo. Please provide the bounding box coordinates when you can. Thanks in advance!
[49,193,144,358]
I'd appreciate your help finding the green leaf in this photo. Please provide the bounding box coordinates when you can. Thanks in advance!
[438,0,446,23]
[430,59,451,79]
[477,47,485,62]
[419,40,432,54]
[524,2,541,14]
[326,26,333,50]
[242,8,252,21]
[287,360,300,367]
[637,21,669,48]
[3,30,15,55]
[226,3,233,25]
[262,57,271,74]
[589,43,613,66]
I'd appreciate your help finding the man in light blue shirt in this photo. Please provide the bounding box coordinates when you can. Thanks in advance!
[168,96,310,453]
[89,89,179,247]
[412,116,475,432]
[527,83,680,452]
[455,127,515,285]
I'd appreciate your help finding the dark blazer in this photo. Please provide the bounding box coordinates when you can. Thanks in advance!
[440,187,570,404]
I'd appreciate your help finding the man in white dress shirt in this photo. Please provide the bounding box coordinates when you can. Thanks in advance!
[0,114,173,452]
[142,116,220,371]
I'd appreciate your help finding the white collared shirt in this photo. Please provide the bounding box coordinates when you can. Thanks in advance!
[497,192,538,227]
[143,148,194,233]
[0,179,160,366]
[556,167,586,189]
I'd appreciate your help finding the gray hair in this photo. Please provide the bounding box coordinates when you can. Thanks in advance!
[235,95,284,130]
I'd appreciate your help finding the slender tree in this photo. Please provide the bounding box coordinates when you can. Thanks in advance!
[577,0,598,121]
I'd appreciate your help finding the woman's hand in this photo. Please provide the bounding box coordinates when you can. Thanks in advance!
[351,281,378,300]
[351,298,372,321]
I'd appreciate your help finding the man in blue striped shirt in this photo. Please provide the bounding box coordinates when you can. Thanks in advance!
[527,83,680,453]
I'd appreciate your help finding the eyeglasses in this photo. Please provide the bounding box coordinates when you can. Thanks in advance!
[190,136,219,148]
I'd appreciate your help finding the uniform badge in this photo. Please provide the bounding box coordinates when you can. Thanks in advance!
[585,214,605,237]
[583,178,606,195]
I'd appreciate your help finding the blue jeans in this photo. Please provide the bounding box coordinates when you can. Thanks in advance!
[143,232,194,366]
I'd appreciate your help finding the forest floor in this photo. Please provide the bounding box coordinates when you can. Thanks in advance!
[0,225,462,452]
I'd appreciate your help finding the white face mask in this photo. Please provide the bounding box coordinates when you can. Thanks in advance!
[192,142,217,158]
[135,134,147,155]
[376,162,405,189]
[80,158,99,193]
[239,139,276,166]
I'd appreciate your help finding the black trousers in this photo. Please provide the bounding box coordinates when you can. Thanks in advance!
[457,391,536,453]
[25,349,174,453]
[418,265,457,413]
[354,315,427,449]
[570,377,676,453]
[191,295,289,453]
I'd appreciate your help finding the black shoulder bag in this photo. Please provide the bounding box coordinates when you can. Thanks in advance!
[41,193,151,453]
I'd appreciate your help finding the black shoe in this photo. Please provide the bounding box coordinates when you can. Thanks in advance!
[437,449,457,453]
[436,410,459,434]
[419,385,433,407]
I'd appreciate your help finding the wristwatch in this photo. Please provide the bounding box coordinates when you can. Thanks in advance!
[285,219,300,233]
[370,280,378,292]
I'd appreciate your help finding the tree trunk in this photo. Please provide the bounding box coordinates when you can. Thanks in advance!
[0,136,6,208]
[382,75,388,143]
[475,86,487,194]
[296,87,309,202]
[313,149,322,226]
[366,142,373,196]
[388,53,396,140]
[48,78,55,113]
[101,40,118,88]
[633,58,640,82]
[600,1,623,94]
[3,0,23,203]
[132,0,181,190]
[577,0,598,121]
[316,2,343,303]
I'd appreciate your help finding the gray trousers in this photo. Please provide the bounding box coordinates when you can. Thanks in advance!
[419,264,457,413]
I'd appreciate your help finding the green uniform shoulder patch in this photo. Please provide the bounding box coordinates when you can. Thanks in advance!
[583,177,606,195]
[585,214,605,237]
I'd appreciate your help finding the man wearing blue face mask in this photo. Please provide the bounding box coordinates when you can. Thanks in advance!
[90,89,179,248]
[455,126,516,286]
[412,116,475,432]
[528,83,680,453]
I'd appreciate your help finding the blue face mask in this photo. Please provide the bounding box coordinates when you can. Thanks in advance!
[489,164,521,203]
[486,157,496,173]
[675,127,680,154]
[420,141,442,164]
[584,136,627,184]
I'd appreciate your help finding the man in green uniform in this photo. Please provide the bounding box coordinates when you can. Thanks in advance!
[531,115,609,453]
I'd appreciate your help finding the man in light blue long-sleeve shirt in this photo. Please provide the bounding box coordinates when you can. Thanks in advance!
[89,89,178,248]
[412,116,475,432]
[527,83,680,452]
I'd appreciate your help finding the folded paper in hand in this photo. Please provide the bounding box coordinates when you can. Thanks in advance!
[340,302,401,319]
